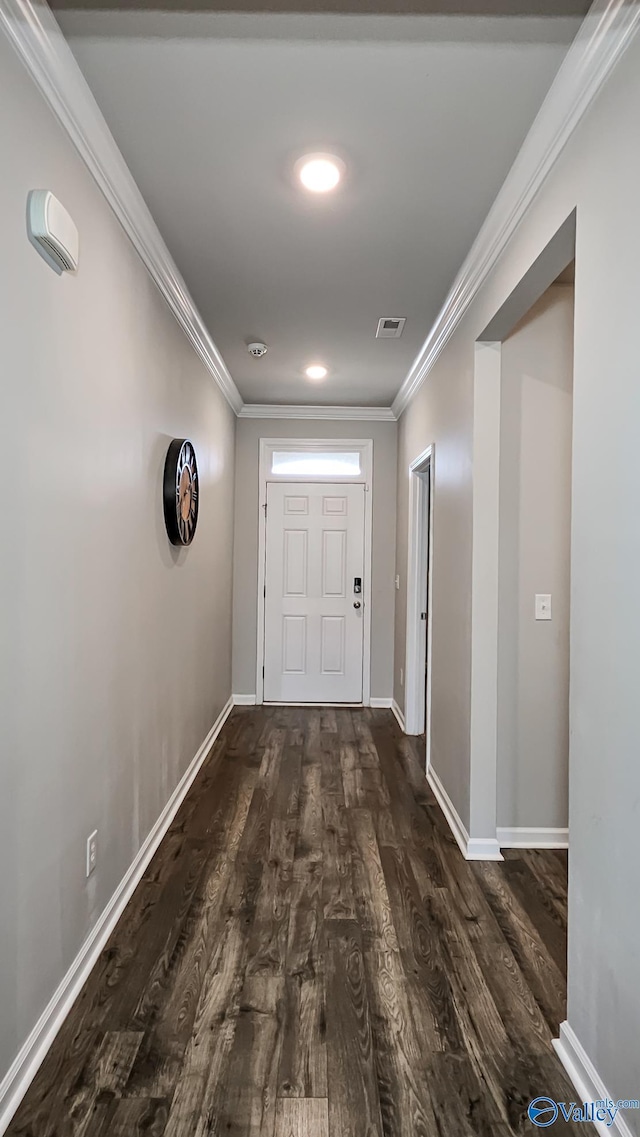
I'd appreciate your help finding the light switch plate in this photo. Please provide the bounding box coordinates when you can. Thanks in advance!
[535,594,552,621]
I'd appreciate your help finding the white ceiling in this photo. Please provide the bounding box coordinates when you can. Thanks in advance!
[56,7,586,407]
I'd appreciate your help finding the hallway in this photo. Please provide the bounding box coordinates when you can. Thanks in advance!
[9,707,580,1137]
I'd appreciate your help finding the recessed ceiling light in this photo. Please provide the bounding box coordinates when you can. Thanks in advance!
[295,153,344,194]
[305,364,328,381]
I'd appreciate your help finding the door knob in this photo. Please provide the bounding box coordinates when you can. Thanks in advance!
[353,601,361,609]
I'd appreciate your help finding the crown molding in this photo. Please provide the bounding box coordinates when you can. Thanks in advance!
[6,0,637,425]
[238,403,397,421]
[392,0,640,419]
[0,0,243,415]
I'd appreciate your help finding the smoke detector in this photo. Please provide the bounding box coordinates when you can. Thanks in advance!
[376,317,406,339]
[247,342,268,358]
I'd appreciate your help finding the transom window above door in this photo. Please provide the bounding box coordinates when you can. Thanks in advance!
[261,438,371,484]
[271,450,361,477]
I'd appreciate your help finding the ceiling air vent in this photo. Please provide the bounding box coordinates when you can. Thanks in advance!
[376,316,406,339]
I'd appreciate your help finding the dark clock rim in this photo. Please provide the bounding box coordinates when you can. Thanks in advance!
[163,437,199,547]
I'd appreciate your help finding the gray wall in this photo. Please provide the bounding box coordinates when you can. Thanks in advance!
[0,37,235,1090]
[498,283,574,831]
[394,336,474,823]
[233,418,397,699]
[394,32,640,1125]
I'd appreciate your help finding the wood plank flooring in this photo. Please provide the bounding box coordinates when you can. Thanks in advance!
[8,707,587,1137]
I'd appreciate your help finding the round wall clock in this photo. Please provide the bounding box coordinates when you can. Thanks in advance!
[163,438,199,546]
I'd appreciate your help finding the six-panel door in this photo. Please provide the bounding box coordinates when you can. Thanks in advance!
[263,482,365,702]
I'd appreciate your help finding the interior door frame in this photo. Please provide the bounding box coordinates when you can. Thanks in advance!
[257,438,373,706]
[404,445,435,768]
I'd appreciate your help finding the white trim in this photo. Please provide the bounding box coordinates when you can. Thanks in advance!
[369,697,393,708]
[239,404,396,421]
[262,701,364,708]
[426,766,471,860]
[392,0,640,419]
[0,696,234,1137]
[427,765,503,862]
[256,438,373,707]
[0,0,243,415]
[498,826,568,849]
[466,837,504,861]
[391,700,405,732]
[258,437,374,481]
[469,343,502,842]
[553,1022,638,1137]
[2,1,638,425]
[404,447,434,760]
[232,693,257,705]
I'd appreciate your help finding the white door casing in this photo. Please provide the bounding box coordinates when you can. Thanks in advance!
[264,482,365,702]
[256,438,373,705]
[405,446,434,757]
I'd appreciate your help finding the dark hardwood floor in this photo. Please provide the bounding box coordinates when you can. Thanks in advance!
[8,707,586,1136]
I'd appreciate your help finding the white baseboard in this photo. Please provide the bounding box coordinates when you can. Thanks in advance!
[369,697,393,709]
[0,696,234,1137]
[380,699,502,862]
[466,836,504,860]
[553,1022,638,1137]
[427,766,469,858]
[427,766,503,862]
[391,700,405,731]
[498,826,569,849]
[232,693,257,705]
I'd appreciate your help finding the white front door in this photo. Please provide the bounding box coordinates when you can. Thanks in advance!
[263,482,365,703]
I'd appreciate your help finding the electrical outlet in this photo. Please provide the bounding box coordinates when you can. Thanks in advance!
[86,830,98,878]
[400,668,404,686]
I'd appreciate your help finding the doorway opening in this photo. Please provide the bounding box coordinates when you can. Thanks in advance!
[404,446,434,765]
[468,215,576,1043]
[495,270,574,853]
[467,211,576,855]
